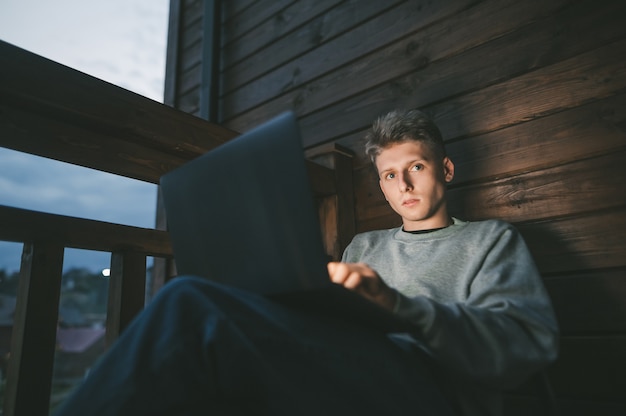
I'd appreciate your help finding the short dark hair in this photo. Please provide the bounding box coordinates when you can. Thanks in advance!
[364,109,446,164]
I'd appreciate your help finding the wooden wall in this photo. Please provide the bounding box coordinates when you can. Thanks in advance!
[166,0,626,413]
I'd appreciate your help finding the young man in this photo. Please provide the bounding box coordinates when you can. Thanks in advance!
[328,109,559,415]
[55,110,557,416]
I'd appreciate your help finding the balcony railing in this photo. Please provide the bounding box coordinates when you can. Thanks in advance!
[0,40,354,415]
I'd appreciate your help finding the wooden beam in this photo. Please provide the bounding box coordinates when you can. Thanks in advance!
[0,40,238,183]
[0,205,172,258]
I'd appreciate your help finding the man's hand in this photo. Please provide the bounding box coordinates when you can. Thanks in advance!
[327,262,396,312]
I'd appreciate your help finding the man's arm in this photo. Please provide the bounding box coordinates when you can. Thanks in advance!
[337,225,559,389]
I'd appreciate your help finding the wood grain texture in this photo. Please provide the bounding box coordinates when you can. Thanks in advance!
[221,0,477,119]
[221,0,343,68]
[225,0,579,133]
[221,0,295,46]
[298,35,626,148]
[221,0,403,96]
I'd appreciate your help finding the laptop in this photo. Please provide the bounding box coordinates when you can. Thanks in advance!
[160,111,411,332]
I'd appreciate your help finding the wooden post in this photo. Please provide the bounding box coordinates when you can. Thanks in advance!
[105,252,146,347]
[4,242,64,416]
[307,143,356,260]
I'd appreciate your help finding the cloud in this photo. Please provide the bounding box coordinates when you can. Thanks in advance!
[0,0,169,273]
[0,149,157,227]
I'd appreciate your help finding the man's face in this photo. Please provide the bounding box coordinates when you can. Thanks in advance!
[375,141,454,231]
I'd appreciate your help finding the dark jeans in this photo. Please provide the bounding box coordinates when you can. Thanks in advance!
[54,276,455,415]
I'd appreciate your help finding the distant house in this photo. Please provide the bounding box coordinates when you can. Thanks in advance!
[54,327,106,380]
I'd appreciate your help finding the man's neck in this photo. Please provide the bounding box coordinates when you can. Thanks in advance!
[402,219,453,234]
[402,215,453,233]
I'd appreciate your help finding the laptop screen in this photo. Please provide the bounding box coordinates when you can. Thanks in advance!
[160,112,331,295]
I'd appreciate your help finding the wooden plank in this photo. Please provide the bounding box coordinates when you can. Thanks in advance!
[222,0,295,47]
[221,0,343,69]
[178,85,202,116]
[0,105,191,184]
[221,0,477,118]
[545,268,626,334]
[225,0,579,133]
[445,94,626,186]
[180,17,203,53]
[446,150,626,223]
[0,41,237,154]
[0,41,238,182]
[430,38,626,141]
[178,61,202,96]
[221,0,403,96]
[221,0,256,24]
[175,0,202,109]
[297,27,626,149]
[180,36,203,73]
[344,91,626,174]
[3,243,64,416]
[181,0,203,32]
[0,205,173,258]
[106,252,147,346]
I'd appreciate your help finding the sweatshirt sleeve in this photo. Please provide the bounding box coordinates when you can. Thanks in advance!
[382,227,558,388]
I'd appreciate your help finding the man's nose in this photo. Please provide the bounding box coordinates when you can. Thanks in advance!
[399,172,413,192]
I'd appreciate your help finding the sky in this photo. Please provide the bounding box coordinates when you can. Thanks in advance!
[0,0,170,274]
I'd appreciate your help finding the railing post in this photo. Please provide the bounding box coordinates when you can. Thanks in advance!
[4,242,64,416]
[105,252,146,347]
[308,144,356,260]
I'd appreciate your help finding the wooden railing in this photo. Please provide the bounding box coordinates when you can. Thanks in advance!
[0,40,354,415]
[0,205,173,415]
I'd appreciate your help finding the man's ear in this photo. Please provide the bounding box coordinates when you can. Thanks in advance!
[443,157,455,183]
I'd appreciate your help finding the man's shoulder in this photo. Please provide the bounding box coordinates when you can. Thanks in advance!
[457,218,522,241]
[351,228,398,244]
[461,218,513,231]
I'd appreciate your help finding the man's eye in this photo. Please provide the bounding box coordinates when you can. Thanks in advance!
[411,164,423,171]
[385,173,395,180]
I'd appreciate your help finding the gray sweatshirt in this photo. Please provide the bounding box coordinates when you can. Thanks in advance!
[342,217,559,415]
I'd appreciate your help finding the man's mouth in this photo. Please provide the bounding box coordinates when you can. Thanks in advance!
[402,198,419,207]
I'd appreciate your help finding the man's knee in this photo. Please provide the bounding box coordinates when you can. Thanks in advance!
[148,275,220,314]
